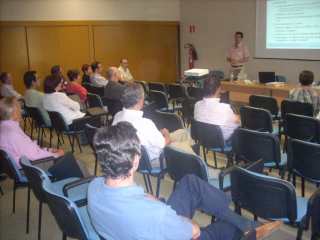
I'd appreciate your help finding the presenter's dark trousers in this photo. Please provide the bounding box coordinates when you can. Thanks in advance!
[167,175,257,240]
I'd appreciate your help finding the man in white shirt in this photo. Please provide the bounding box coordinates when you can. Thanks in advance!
[194,74,240,142]
[91,61,108,87]
[0,72,22,99]
[113,83,194,164]
[226,32,250,80]
[118,58,134,82]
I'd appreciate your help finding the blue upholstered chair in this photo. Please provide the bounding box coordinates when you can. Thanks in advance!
[42,178,100,240]
[20,156,91,240]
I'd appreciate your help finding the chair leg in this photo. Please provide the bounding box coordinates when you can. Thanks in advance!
[75,135,82,153]
[38,201,43,240]
[94,157,98,176]
[213,152,217,168]
[40,128,45,147]
[296,223,304,240]
[68,135,75,153]
[202,147,207,164]
[301,177,305,197]
[26,186,31,234]
[146,175,153,195]
[31,120,35,140]
[49,128,53,148]
[62,233,67,240]
[57,132,61,149]
[0,185,3,195]
[293,173,296,187]
[156,176,161,198]
[142,174,149,193]
[12,182,16,214]
[37,127,41,145]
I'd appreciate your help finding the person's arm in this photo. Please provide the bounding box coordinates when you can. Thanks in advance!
[160,128,171,145]
[77,84,88,101]
[241,46,250,63]
[145,120,166,148]
[60,93,81,111]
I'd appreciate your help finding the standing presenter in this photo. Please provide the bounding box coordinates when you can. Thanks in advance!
[227,31,250,80]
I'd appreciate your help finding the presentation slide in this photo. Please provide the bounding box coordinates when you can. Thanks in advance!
[266,0,320,49]
[255,0,320,60]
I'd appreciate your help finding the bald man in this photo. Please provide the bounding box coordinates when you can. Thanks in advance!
[104,67,126,100]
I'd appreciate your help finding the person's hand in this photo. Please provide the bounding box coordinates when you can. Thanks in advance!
[191,221,201,239]
[145,194,159,201]
[49,148,64,157]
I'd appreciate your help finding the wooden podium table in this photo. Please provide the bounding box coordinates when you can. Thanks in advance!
[221,81,297,106]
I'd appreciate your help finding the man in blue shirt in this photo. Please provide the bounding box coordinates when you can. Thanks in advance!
[88,122,281,240]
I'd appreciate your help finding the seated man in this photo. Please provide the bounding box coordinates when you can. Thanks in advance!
[91,61,108,87]
[104,67,126,101]
[118,58,134,82]
[112,83,194,165]
[0,72,22,99]
[88,122,281,240]
[0,97,85,179]
[194,73,240,142]
[24,70,51,126]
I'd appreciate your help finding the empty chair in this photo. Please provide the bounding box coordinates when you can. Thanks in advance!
[20,155,90,240]
[42,178,100,240]
[249,95,279,119]
[48,111,83,152]
[232,128,286,177]
[28,107,53,147]
[191,120,232,168]
[86,93,104,109]
[148,82,166,93]
[287,139,320,197]
[187,86,204,101]
[138,146,166,197]
[181,97,197,126]
[147,110,184,132]
[240,106,274,133]
[166,83,186,110]
[149,90,171,112]
[84,124,99,175]
[230,166,308,239]
[285,113,320,143]
[0,150,29,231]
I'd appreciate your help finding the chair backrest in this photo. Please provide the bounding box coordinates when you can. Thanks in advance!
[28,107,48,128]
[230,167,297,222]
[138,146,154,172]
[83,83,104,97]
[287,139,320,182]
[164,146,208,183]
[48,111,69,132]
[148,82,166,93]
[0,150,26,183]
[232,128,281,165]
[149,90,169,110]
[149,111,184,132]
[191,120,225,150]
[87,93,103,109]
[20,156,49,201]
[187,87,204,101]
[102,97,122,116]
[281,99,314,118]
[249,95,279,117]
[181,98,196,124]
[135,81,149,95]
[42,178,99,240]
[285,113,320,143]
[240,106,273,133]
[167,84,186,99]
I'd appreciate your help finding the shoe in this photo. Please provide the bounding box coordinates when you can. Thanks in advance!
[253,221,282,240]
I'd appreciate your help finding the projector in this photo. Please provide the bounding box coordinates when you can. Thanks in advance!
[184,68,209,77]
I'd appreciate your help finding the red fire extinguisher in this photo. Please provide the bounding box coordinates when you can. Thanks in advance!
[184,43,198,69]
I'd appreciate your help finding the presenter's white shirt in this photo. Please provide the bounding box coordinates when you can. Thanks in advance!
[91,73,108,87]
[118,66,134,82]
[227,42,250,65]
[43,92,85,125]
[194,98,239,140]
[112,108,165,160]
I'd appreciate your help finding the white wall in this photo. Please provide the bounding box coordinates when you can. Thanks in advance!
[0,0,180,21]
[180,0,320,83]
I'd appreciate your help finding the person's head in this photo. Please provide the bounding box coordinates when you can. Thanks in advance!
[51,65,63,76]
[0,72,12,85]
[203,72,221,97]
[121,83,144,110]
[234,31,244,45]
[23,71,39,89]
[94,121,141,180]
[44,74,63,93]
[91,61,102,74]
[81,64,93,75]
[299,70,314,86]
[67,69,81,83]
[120,58,129,69]
[0,97,21,122]
[106,67,121,82]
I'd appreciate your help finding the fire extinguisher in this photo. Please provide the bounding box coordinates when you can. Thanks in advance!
[184,43,198,69]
